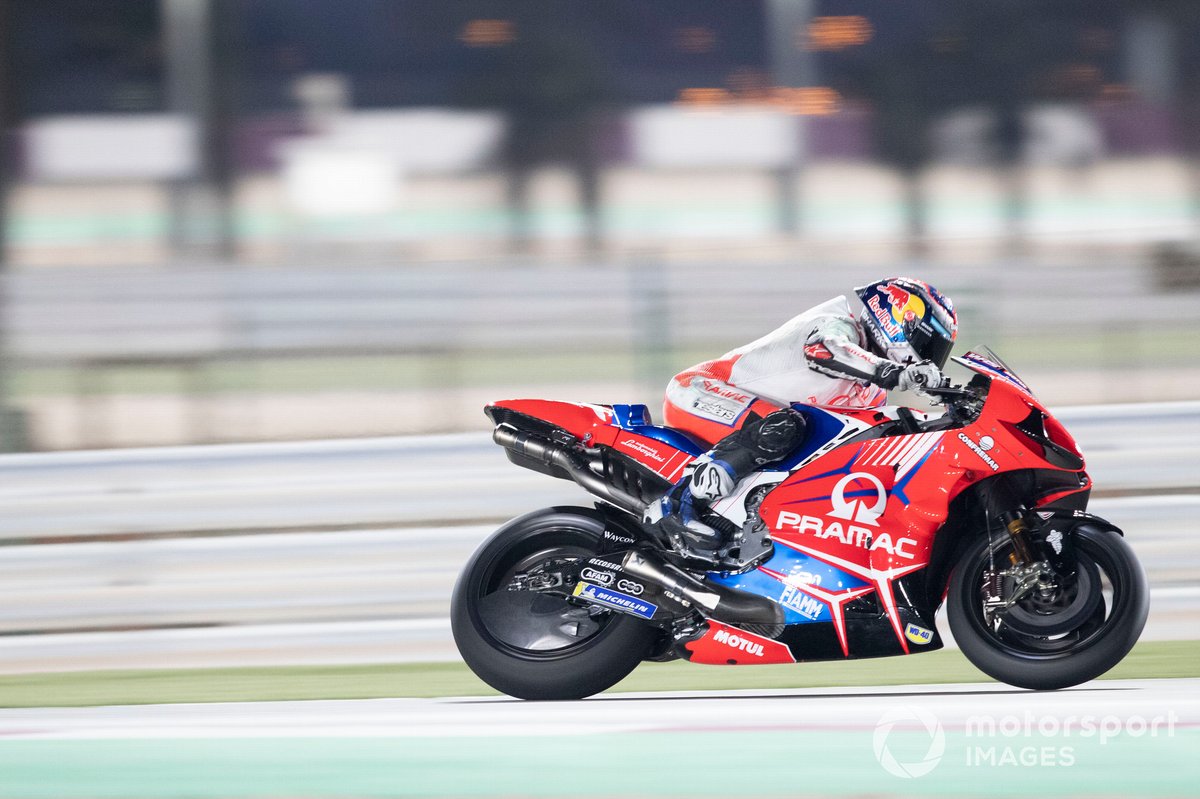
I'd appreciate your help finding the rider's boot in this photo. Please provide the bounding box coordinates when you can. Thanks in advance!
[643,461,732,559]
[648,408,808,560]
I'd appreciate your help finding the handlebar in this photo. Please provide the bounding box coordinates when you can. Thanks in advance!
[908,366,977,401]
[918,381,985,427]
[921,383,977,399]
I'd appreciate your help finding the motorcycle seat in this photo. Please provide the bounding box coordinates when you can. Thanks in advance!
[609,403,706,457]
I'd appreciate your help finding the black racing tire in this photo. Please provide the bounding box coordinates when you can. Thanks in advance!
[947,524,1149,691]
[451,506,657,700]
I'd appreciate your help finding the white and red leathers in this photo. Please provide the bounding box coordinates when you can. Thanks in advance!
[651,284,954,556]
[664,296,899,445]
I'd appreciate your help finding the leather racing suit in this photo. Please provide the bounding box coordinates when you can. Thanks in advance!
[654,295,940,552]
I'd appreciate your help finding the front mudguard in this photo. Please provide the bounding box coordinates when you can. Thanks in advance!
[1036,509,1124,536]
[1030,509,1124,574]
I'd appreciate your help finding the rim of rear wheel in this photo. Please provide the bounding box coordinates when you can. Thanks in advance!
[466,524,620,662]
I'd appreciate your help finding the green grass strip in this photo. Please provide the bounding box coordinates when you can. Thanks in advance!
[1,639,1195,708]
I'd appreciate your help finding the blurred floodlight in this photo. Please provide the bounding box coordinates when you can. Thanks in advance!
[281,144,399,216]
[804,15,873,51]
[459,19,516,47]
[676,87,840,117]
[25,115,196,181]
[631,107,801,169]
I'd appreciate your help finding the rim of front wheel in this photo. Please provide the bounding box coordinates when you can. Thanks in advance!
[959,532,1131,660]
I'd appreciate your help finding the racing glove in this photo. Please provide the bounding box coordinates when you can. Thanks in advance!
[896,361,945,394]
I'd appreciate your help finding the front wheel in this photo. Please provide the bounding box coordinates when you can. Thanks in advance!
[451,507,657,700]
[947,524,1149,690]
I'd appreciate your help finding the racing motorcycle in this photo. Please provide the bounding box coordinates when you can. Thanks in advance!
[451,350,1148,700]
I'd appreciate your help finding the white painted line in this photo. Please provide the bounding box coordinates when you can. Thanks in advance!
[0,679,1195,742]
[0,617,451,651]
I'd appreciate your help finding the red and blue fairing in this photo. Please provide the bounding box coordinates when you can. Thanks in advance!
[487,351,1090,665]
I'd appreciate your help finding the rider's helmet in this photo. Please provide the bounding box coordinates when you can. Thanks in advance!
[855,277,958,368]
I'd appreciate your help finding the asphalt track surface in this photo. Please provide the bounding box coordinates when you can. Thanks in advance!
[0,678,1195,798]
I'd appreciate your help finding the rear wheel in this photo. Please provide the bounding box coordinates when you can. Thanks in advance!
[451,507,657,700]
[947,524,1148,690]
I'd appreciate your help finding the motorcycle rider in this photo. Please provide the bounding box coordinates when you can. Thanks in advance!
[648,277,959,557]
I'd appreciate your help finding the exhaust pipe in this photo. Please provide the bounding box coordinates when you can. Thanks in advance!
[492,424,648,516]
[493,424,783,628]
[622,551,785,627]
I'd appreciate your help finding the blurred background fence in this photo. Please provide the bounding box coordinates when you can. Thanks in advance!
[2,257,1198,449]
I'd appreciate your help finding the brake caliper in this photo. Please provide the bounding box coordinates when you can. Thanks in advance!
[981,561,1058,624]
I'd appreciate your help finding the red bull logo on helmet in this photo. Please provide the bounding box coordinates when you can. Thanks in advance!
[883,284,926,326]
[857,277,958,349]
[882,285,910,308]
[866,295,903,340]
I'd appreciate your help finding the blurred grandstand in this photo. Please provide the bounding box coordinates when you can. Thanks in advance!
[1,1,1199,450]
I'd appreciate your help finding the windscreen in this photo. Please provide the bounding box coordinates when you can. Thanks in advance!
[954,348,1036,397]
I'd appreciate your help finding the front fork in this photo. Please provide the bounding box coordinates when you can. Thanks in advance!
[979,473,1073,570]
[978,477,1075,619]
[999,509,1037,565]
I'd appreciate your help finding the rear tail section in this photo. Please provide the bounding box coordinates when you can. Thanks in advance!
[485,399,706,510]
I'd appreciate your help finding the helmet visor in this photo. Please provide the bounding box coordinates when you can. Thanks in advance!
[903,315,955,369]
